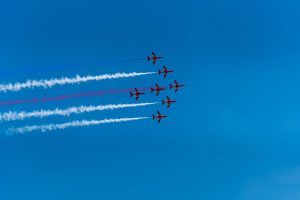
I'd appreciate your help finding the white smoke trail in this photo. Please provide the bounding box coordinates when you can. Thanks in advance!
[8,117,149,134]
[0,102,158,122]
[0,72,155,93]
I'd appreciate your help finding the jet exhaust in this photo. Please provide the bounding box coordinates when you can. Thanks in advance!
[0,72,156,93]
[7,117,150,134]
[0,102,158,122]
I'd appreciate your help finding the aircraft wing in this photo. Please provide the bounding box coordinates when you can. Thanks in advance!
[175,88,178,93]
[153,60,156,65]
[174,80,178,84]
[158,118,161,123]
[167,103,170,108]
[163,66,167,70]
[135,88,139,92]
[157,111,161,115]
[166,96,170,100]
[152,52,156,56]
[164,73,167,78]
[135,95,139,100]
[156,83,159,87]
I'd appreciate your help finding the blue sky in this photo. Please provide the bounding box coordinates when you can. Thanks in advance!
[1,0,300,199]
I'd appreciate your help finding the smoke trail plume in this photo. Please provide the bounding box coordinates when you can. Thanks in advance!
[0,102,158,122]
[0,58,147,77]
[0,72,155,93]
[8,117,149,134]
[0,88,151,106]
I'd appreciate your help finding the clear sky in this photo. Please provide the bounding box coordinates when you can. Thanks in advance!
[1,0,300,199]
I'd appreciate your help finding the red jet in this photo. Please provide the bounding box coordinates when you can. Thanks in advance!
[162,96,176,108]
[151,83,166,96]
[130,88,145,100]
[170,80,185,93]
[147,52,162,65]
[152,111,167,124]
[158,66,174,78]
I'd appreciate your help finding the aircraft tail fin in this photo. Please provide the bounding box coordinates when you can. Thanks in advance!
[162,100,165,105]
[147,56,150,61]
[152,115,155,120]
[169,84,172,90]
[158,70,161,75]
[151,88,154,93]
[130,91,133,97]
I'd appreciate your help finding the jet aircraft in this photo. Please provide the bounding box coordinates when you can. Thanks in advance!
[152,111,167,123]
[147,52,162,65]
[151,83,166,96]
[158,66,173,78]
[162,96,176,108]
[130,88,145,100]
[170,80,184,93]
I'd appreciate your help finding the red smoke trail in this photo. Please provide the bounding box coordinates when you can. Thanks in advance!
[0,87,151,107]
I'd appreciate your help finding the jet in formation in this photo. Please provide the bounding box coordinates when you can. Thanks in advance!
[147,52,162,65]
[162,96,176,108]
[151,83,166,96]
[152,111,167,123]
[130,88,145,100]
[158,66,173,78]
[170,80,184,93]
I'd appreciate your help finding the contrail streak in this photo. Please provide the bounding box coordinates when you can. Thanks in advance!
[0,72,155,93]
[0,102,158,122]
[8,117,149,134]
[0,58,147,76]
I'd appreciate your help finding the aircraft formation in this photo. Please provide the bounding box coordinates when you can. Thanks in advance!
[131,52,185,123]
[0,51,184,134]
